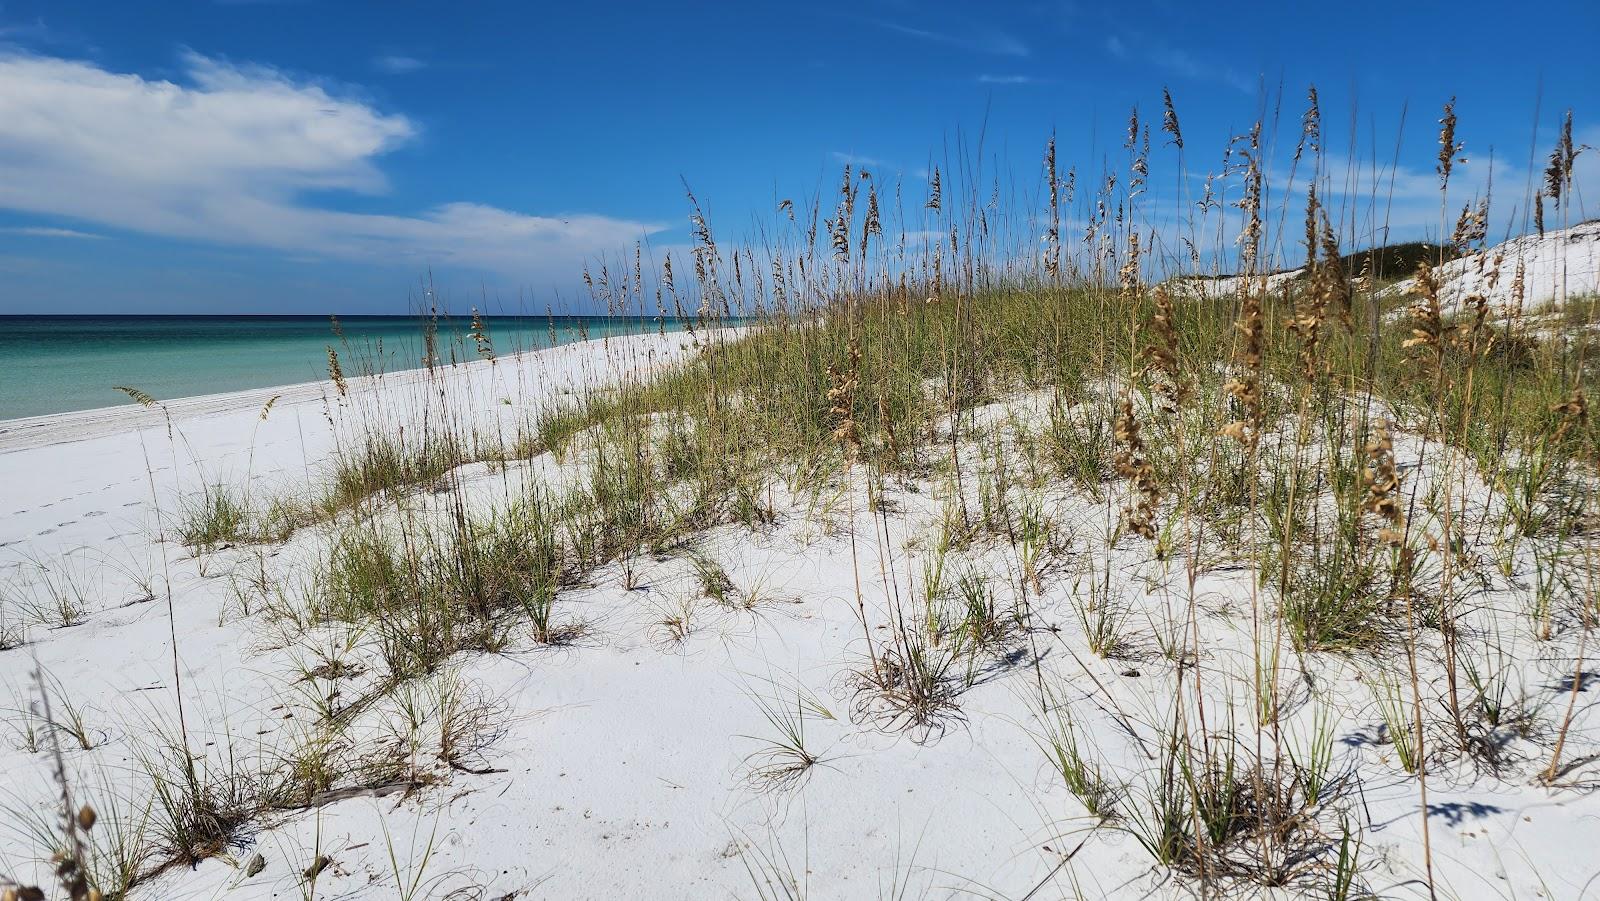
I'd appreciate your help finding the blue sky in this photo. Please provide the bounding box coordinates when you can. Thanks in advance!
[0,0,1595,314]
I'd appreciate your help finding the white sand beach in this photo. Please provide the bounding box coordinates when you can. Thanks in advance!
[3,318,1598,900]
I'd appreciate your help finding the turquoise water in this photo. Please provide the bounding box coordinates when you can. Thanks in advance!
[0,315,683,420]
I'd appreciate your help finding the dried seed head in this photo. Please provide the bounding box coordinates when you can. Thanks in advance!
[1231,123,1264,274]
[1221,288,1264,450]
[860,184,882,259]
[1552,390,1588,443]
[1130,126,1150,197]
[1043,135,1061,279]
[326,346,348,398]
[1451,198,1488,254]
[1118,232,1142,296]
[1113,392,1159,540]
[1142,286,1187,410]
[1161,87,1183,149]
[1437,97,1463,191]
[113,385,158,408]
[469,308,494,361]
[1544,110,1579,207]
[827,339,863,462]
[1510,258,1527,320]
[1361,421,1406,547]
[1296,85,1321,164]
[1303,183,1320,272]
[1402,261,1445,372]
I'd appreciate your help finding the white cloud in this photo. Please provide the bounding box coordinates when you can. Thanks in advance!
[0,50,663,278]
[0,226,104,239]
[830,151,888,168]
[878,22,1028,57]
[372,54,426,74]
[977,74,1037,85]
[1104,34,1253,94]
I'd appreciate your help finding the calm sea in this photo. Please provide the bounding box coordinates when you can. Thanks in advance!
[0,314,684,420]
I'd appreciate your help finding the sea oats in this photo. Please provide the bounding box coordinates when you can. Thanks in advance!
[1142,286,1186,410]
[1544,110,1578,209]
[1296,85,1321,164]
[1361,421,1406,547]
[1402,261,1445,371]
[1118,232,1142,297]
[1437,97,1462,192]
[826,338,862,462]
[1160,87,1183,150]
[1551,390,1588,443]
[469,308,495,361]
[1232,123,1264,275]
[1113,391,1158,540]
[326,346,348,398]
[1221,287,1264,450]
[1043,135,1061,279]
[113,386,158,408]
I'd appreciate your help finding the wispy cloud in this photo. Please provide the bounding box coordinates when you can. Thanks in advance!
[0,18,52,42]
[0,15,98,54]
[372,54,426,74]
[0,226,105,239]
[1104,34,1254,94]
[830,151,888,168]
[878,22,1028,57]
[976,74,1038,85]
[0,50,663,278]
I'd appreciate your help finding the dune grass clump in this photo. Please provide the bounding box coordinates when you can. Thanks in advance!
[173,483,251,549]
[329,430,467,509]
[314,525,520,679]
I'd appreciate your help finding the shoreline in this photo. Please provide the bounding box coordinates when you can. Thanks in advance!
[0,314,705,425]
[0,330,707,454]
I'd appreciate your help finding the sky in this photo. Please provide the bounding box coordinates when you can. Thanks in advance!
[0,0,1595,314]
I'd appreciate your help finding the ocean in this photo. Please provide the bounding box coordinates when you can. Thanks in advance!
[0,314,685,420]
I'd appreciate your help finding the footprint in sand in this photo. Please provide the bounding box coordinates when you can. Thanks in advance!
[84,511,106,518]
[37,528,55,536]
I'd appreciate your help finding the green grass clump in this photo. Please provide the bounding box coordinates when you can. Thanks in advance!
[330,431,466,509]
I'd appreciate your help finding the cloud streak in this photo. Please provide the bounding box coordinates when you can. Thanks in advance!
[977,74,1038,85]
[0,226,104,239]
[0,50,663,279]
[372,54,426,74]
[1105,35,1254,94]
[830,151,889,168]
[878,22,1028,57]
